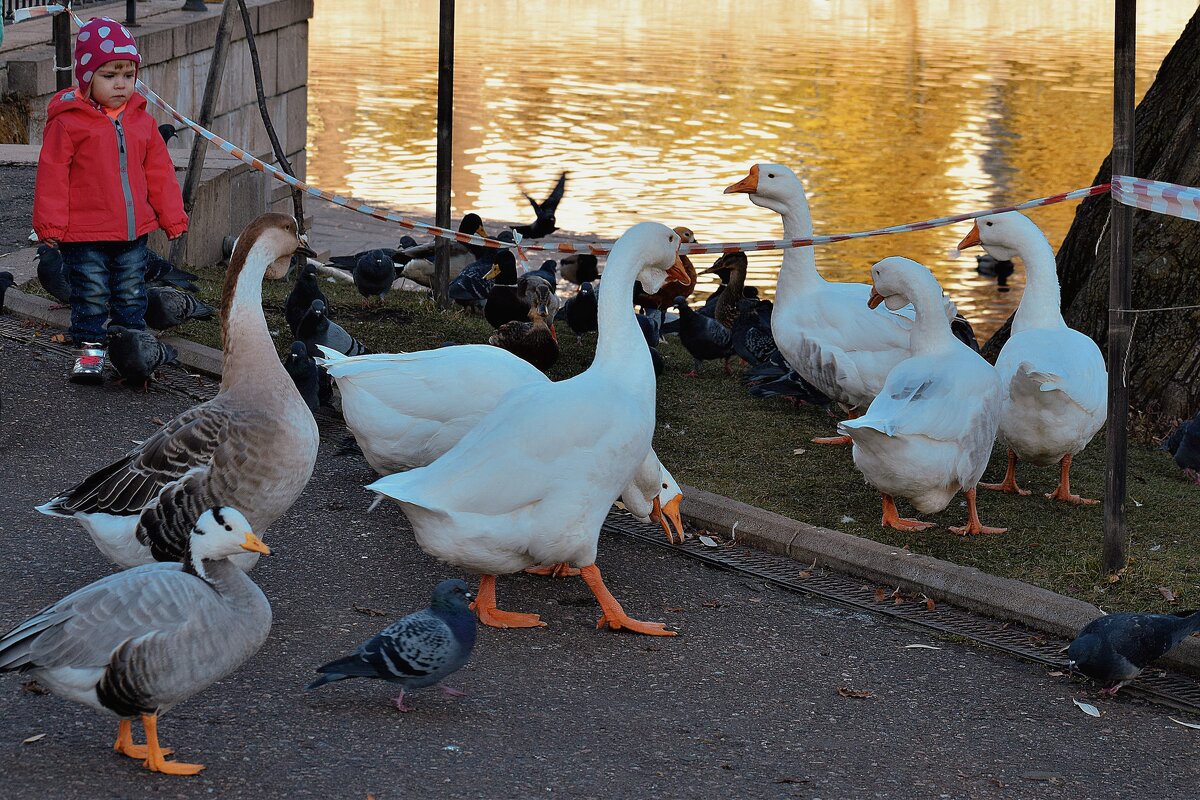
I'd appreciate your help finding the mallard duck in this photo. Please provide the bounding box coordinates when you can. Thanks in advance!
[485,266,558,330]
[957,211,1107,504]
[839,257,1004,534]
[725,164,957,444]
[448,232,517,310]
[0,507,272,775]
[368,222,688,634]
[560,253,600,284]
[36,214,320,569]
[488,282,560,372]
[400,214,488,288]
[635,226,698,311]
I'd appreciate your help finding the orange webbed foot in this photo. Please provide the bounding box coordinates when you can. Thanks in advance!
[1045,487,1099,505]
[979,479,1031,496]
[580,564,677,637]
[471,574,547,628]
[140,715,203,776]
[811,434,852,446]
[523,562,581,578]
[951,488,1006,535]
[113,720,171,760]
[880,494,935,532]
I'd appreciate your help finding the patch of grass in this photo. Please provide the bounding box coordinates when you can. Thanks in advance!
[22,268,1200,613]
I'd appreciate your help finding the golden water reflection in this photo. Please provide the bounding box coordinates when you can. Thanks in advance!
[307,0,1198,337]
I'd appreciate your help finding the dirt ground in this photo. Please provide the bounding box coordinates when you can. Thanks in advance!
[0,166,35,252]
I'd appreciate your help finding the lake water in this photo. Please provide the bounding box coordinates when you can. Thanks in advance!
[307,0,1198,336]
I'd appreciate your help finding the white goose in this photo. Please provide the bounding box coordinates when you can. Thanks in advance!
[839,258,1004,534]
[0,507,272,775]
[368,222,687,634]
[957,211,1107,504]
[725,164,955,443]
[37,214,320,568]
[319,347,685,542]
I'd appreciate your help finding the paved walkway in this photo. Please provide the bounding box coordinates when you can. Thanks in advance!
[2,332,1200,798]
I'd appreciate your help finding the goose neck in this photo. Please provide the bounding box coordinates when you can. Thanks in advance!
[593,259,655,390]
[1012,233,1066,333]
[221,255,287,389]
[775,200,822,305]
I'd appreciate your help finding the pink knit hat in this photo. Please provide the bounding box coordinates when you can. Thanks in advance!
[74,17,141,96]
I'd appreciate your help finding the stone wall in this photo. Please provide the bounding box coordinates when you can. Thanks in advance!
[0,0,311,247]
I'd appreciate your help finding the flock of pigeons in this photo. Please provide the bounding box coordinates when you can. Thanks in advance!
[2,164,1200,778]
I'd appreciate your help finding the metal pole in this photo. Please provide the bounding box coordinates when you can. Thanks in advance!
[125,0,138,27]
[1103,0,1136,576]
[53,7,72,91]
[169,0,239,266]
[433,0,455,308]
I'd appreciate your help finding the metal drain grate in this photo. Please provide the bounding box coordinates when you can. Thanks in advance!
[601,512,1200,716]
[7,315,1200,714]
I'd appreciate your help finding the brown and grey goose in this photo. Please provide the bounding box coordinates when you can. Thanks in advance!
[37,213,320,569]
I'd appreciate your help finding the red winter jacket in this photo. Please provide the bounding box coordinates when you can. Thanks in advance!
[33,88,188,243]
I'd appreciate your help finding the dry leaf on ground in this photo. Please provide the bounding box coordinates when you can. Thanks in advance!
[837,687,873,699]
[1168,717,1200,730]
[22,734,45,744]
[1158,587,1178,604]
[1073,698,1101,717]
[353,605,388,617]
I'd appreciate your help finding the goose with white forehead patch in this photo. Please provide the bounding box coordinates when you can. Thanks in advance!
[0,507,272,775]
[957,211,1106,504]
[724,164,959,444]
[839,257,1005,534]
[368,222,689,634]
[37,214,320,569]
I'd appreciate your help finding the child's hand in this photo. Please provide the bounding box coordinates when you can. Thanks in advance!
[41,237,60,248]
[168,232,183,241]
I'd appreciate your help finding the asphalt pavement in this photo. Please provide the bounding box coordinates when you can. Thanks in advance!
[1,333,1199,799]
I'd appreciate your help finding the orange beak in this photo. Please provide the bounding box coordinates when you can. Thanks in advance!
[240,532,271,555]
[957,222,982,250]
[724,165,760,194]
[649,494,686,545]
[666,255,692,284]
[867,287,884,309]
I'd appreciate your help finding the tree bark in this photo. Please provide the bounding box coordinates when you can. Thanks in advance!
[983,6,1200,420]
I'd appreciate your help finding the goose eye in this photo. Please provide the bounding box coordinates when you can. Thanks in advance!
[225,524,233,531]
[767,172,775,178]
[985,221,993,227]
[662,482,668,489]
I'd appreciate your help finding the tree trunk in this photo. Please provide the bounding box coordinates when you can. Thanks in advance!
[982,6,1200,421]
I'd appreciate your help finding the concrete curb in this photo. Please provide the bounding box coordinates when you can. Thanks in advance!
[6,286,1199,675]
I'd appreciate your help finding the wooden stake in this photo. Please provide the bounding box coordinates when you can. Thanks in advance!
[1104,0,1136,576]
[434,0,456,308]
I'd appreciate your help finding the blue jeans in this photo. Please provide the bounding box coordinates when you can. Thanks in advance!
[61,236,149,346]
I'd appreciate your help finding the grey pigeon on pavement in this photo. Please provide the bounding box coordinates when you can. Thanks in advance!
[1162,411,1200,484]
[0,271,13,313]
[1068,610,1200,694]
[285,263,329,338]
[308,579,477,712]
[107,325,178,389]
[144,286,216,331]
[297,299,370,358]
[284,340,320,412]
[35,245,71,305]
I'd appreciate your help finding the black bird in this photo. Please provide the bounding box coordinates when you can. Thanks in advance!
[523,259,558,290]
[328,235,419,272]
[286,263,329,338]
[513,172,567,239]
[636,308,664,378]
[950,313,981,353]
[1068,611,1200,694]
[448,231,517,310]
[158,124,180,145]
[0,271,13,313]
[297,299,370,358]
[560,253,600,284]
[144,250,201,293]
[488,281,560,373]
[975,253,1015,291]
[674,295,733,377]
[350,249,396,306]
[35,244,72,305]
[144,286,215,331]
[308,579,476,713]
[731,299,776,367]
[482,252,536,329]
[107,325,177,389]
[1162,411,1200,484]
[284,341,321,413]
[557,280,598,342]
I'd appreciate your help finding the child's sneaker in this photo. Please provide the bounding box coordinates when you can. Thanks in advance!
[70,342,106,385]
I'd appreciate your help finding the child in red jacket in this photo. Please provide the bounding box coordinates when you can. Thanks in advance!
[33,17,188,384]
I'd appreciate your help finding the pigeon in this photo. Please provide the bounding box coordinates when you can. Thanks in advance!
[514,171,567,239]
[636,308,664,378]
[350,249,397,305]
[35,244,72,305]
[674,295,733,377]
[284,340,320,413]
[107,325,177,388]
[560,253,600,285]
[1162,411,1200,483]
[158,123,180,145]
[327,235,417,272]
[1067,610,1200,694]
[144,286,215,331]
[557,280,598,342]
[523,259,558,290]
[731,299,775,366]
[144,250,201,292]
[285,263,329,337]
[297,299,370,358]
[0,271,13,313]
[307,579,476,712]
